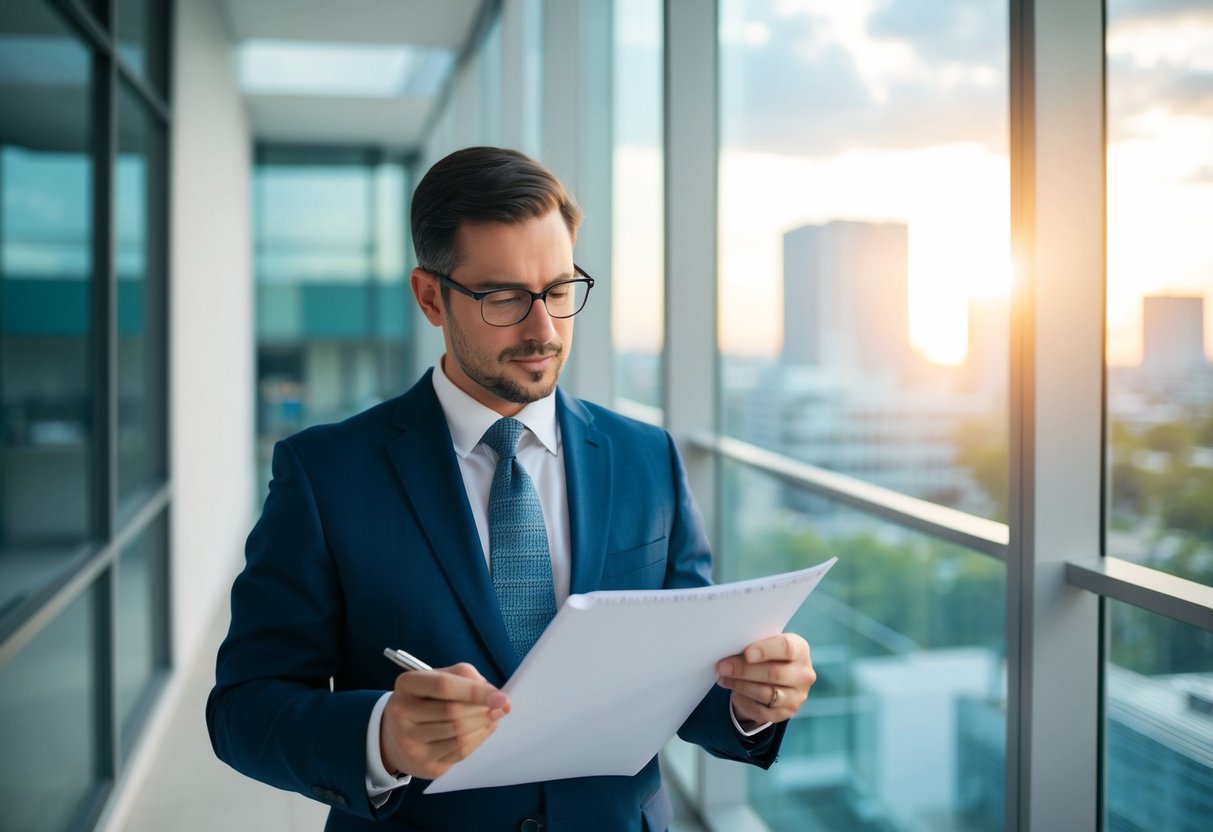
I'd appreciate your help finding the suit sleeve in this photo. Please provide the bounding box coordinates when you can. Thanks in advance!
[659,433,788,767]
[205,438,398,820]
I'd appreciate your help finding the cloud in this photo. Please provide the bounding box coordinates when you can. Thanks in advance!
[719,0,1007,157]
[867,0,1004,65]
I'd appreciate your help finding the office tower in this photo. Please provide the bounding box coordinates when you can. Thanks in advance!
[1141,294,1207,379]
[781,220,910,380]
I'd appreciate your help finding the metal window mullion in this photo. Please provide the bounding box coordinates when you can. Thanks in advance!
[664,0,754,825]
[92,38,121,790]
[1008,1,1106,830]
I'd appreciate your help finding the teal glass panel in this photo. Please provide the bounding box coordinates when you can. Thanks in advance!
[116,82,166,514]
[116,512,167,755]
[1106,601,1213,830]
[0,0,95,623]
[0,588,99,830]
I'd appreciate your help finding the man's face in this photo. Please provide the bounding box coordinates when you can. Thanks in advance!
[419,209,577,416]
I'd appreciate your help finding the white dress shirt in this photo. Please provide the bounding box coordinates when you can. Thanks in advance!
[366,359,766,800]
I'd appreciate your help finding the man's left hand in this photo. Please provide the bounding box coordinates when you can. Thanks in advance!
[715,633,816,724]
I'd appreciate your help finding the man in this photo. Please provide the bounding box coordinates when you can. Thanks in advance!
[207,147,816,831]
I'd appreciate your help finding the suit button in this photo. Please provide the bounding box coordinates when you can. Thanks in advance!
[520,819,542,832]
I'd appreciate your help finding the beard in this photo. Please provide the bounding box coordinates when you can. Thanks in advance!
[447,312,565,404]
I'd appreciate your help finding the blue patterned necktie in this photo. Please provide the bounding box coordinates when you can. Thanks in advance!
[483,417,556,660]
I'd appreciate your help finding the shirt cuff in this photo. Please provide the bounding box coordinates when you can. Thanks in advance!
[367,691,412,802]
[729,695,774,738]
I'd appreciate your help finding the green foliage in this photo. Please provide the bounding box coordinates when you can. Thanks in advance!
[953,416,1010,521]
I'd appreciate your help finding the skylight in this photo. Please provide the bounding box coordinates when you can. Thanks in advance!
[238,40,455,98]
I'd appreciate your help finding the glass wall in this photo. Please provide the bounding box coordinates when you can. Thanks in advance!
[717,0,1010,521]
[0,0,95,621]
[254,148,412,492]
[1105,0,1213,588]
[612,0,664,413]
[1105,602,1213,830]
[721,461,1005,831]
[0,1,171,829]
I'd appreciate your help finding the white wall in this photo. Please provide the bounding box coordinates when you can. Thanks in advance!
[169,0,254,668]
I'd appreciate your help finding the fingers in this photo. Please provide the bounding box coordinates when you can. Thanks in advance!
[395,666,509,711]
[380,664,510,779]
[743,633,809,664]
[716,634,817,725]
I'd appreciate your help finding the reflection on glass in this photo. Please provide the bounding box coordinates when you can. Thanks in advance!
[0,588,98,830]
[116,83,165,513]
[612,0,664,414]
[1106,602,1213,829]
[117,0,148,74]
[1105,0,1213,588]
[721,460,1006,830]
[718,0,1010,520]
[254,150,411,494]
[480,14,502,146]
[116,513,166,754]
[0,0,94,622]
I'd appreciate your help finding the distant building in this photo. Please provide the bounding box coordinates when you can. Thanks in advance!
[1142,294,1207,381]
[782,220,910,382]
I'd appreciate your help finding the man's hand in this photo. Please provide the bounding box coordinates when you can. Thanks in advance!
[715,633,816,724]
[379,663,511,780]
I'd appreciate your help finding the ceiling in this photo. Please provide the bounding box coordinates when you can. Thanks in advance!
[215,0,485,151]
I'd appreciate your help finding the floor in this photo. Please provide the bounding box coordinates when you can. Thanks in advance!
[118,603,705,831]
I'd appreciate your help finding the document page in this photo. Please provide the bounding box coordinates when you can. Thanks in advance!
[425,557,837,794]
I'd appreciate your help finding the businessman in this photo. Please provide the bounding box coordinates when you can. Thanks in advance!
[207,146,816,831]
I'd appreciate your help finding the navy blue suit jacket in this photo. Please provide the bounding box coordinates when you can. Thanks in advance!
[207,371,785,831]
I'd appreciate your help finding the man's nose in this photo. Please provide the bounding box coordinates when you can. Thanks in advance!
[518,296,558,340]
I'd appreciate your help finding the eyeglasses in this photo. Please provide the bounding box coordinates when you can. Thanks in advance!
[434,265,595,327]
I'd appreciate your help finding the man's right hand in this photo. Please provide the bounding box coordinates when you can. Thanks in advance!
[379,663,511,780]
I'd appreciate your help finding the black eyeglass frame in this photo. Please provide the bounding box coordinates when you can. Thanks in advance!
[433,265,595,327]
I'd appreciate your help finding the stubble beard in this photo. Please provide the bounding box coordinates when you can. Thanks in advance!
[448,314,565,405]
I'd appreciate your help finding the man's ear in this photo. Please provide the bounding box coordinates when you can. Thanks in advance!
[411,268,445,327]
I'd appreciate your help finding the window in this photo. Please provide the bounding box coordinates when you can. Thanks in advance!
[612,0,664,414]
[1105,0,1213,589]
[718,0,1010,521]
[253,149,412,494]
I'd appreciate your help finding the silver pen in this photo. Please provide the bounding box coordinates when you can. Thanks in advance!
[383,647,433,672]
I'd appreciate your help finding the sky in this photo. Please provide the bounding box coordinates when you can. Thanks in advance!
[612,0,1213,367]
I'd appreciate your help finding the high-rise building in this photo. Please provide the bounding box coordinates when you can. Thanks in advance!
[782,220,910,380]
[1142,294,1207,379]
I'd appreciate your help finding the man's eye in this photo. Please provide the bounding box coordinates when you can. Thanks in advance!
[488,295,522,307]
[547,288,570,300]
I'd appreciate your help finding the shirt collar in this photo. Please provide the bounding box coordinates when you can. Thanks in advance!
[431,355,560,459]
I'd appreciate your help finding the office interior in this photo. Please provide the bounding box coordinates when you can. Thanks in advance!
[1,0,1212,830]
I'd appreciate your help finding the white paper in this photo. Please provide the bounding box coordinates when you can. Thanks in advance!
[425,557,837,793]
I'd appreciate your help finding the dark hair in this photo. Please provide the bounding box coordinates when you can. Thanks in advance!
[410,146,583,276]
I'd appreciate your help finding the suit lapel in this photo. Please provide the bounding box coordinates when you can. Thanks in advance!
[558,390,613,597]
[385,371,519,678]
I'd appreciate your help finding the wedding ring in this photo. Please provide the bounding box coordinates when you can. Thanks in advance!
[767,688,780,708]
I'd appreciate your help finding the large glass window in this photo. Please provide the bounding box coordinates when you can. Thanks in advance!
[611,0,664,414]
[254,149,411,492]
[1105,0,1213,588]
[116,0,168,95]
[0,588,99,831]
[720,461,1006,830]
[0,0,95,622]
[718,0,1010,520]
[116,512,168,755]
[1105,602,1213,830]
[116,81,167,516]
